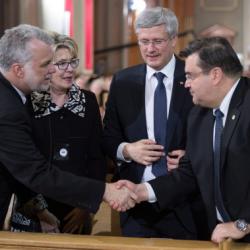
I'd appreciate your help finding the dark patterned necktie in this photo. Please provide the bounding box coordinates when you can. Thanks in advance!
[152,72,167,177]
[214,109,231,222]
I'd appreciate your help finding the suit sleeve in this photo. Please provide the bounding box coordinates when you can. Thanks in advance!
[102,75,125,160]
[0,108,105,213]
[149,153,198,211]
[86,91,107,181]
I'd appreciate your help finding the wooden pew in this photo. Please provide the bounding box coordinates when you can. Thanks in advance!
[0,231,249,250]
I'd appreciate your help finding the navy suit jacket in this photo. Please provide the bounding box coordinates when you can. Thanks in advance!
[150,77,250,242]
[103,58,193,182]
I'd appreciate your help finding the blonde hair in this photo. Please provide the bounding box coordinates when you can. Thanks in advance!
[49,31,78,58]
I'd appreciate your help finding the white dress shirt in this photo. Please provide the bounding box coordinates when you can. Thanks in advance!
[116,55,176,184]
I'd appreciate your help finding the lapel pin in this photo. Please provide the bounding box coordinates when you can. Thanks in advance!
[179,81,184,85]
[232,114,236,120]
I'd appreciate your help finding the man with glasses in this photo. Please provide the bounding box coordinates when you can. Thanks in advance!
[116,36,250,243]
[102,7,201,239]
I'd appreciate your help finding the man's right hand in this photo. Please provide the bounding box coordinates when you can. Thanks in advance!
[103,183,137,212]
[115,180,149,203]
[123,139,165,165]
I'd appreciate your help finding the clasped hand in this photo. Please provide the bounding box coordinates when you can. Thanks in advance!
[103,182,137,211]
[104,181,148,212]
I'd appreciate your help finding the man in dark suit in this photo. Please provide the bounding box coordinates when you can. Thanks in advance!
[0,24,135,229]
[102,7,198,239]
[116,36,250,243]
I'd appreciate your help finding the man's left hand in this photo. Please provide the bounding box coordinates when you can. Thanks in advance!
[167,150,185,171]
[211,222,248,243]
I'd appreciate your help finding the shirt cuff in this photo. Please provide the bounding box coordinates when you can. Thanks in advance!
[117,142,131,162]
[144,182,157,203]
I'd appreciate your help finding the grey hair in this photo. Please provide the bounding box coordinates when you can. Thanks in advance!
[134,7,178,38]
[0,24,54,71]
[49,31,78,58]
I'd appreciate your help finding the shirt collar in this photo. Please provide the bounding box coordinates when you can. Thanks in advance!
[146,54,176,80]
[213,78,240,118]
[11,84,27,104]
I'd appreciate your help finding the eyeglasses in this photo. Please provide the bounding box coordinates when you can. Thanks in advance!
[54,58,79,70]
[138,38,169,47]
[185,71,204,81]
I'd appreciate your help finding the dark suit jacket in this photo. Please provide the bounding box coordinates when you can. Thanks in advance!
[150,77,250,241]
[103,58,193,182]
[103,58,197,237]
[0,72,105,228]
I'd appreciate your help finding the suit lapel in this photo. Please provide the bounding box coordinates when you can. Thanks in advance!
[133,65,148,139]
[201,110,215,195]
[128,65,148,179]
[221,79,245,168]
[166,58,186,150]
[194,109,216,224]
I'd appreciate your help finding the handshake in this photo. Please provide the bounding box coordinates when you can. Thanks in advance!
[103,180,149,212]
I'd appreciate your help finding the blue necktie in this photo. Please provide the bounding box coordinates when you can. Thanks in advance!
[214,109,231,222]
[152,72,167,177]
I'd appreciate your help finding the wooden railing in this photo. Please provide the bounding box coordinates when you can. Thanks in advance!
[0,231,249,250]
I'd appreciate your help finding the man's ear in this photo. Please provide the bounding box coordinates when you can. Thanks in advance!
[170,35,178,48]
[211,67,223,85]
[11,63,24,79]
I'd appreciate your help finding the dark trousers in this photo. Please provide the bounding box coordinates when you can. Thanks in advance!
[120,202,197,239]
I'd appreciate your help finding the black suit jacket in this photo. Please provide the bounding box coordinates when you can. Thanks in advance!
[103,58,197,237]
[150,77,250,241]
[0,73,105,228]
[28,89,106,220]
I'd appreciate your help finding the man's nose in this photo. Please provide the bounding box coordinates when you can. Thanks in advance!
[184,79,190,88]
[148,43,157,50]
[48,63,56,74]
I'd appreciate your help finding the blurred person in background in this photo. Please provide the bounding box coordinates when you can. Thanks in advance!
[199,24,250,78]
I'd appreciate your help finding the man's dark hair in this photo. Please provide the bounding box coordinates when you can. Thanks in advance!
[179,36,243,77]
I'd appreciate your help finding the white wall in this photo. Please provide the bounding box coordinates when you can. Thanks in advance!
[41,0,68,34]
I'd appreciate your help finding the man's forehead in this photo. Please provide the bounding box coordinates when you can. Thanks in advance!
[27,38,47,48]
[185,54,200,70]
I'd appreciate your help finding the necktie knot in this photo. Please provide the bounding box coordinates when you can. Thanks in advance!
[215,109,224,119]
[154,72,165,84]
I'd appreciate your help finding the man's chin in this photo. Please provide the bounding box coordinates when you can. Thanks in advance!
[37,82,50,92]
[146,61,162,71]
[41,83,50,91]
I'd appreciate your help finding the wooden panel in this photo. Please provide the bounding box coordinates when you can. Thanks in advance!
[0,0,20,36]
[1,231,250,250]
[164,0,195,52]
[126,10,143,67]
